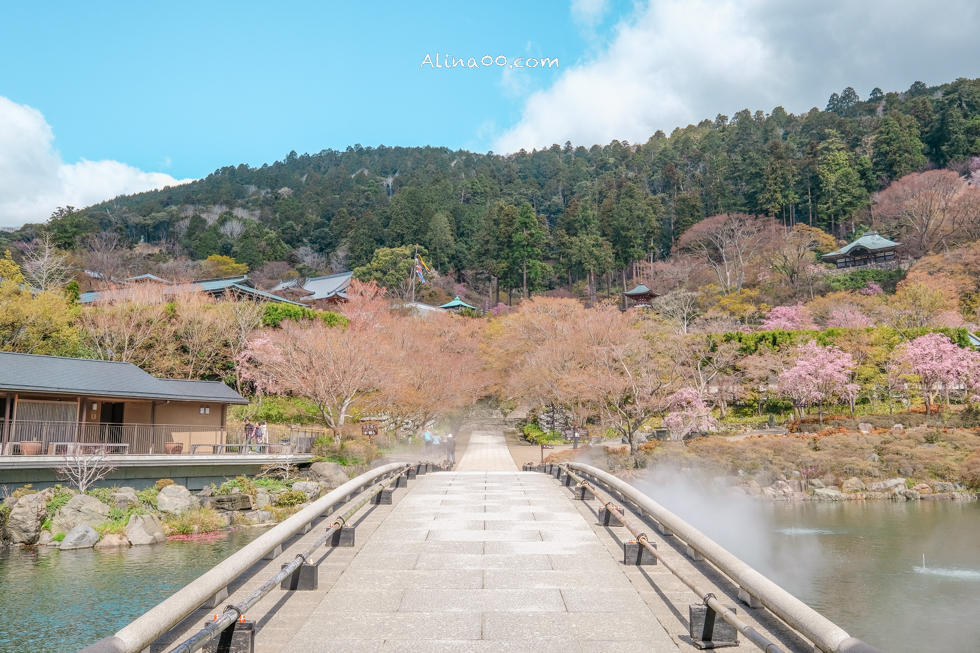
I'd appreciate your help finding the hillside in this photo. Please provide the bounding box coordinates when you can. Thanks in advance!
[3,77,980,304]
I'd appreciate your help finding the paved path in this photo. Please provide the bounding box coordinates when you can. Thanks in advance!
[154,429,811,652]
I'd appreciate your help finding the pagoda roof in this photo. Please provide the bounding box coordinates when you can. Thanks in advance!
[822,231,900,260]
[623,284,659,298]
[439,296,477,310]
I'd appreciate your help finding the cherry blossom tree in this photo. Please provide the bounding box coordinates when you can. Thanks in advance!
[778,340,859,423]
[663,387,718,441]
[890,333,979,410]
[760,304,817,330]
[826,306,875,328]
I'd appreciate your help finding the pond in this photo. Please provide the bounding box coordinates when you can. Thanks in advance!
[0,528,264,653]
[637,475,980,653]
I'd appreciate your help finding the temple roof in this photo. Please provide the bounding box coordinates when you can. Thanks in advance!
[439,296,477,310]
[822,231,900,260]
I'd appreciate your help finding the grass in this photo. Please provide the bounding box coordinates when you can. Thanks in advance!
[136,486,159,509]
[274,490,308,507]
[52,532,66,542]
[163,508,227,536]
[94,521,126,536]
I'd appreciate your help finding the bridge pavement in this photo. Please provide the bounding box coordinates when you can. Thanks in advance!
[152,431,811,652]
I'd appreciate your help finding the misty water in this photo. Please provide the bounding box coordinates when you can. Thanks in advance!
[637,475,980,653]
[1,498,978,653]
[0,528,263,653]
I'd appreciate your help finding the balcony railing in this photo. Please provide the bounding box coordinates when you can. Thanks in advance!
[0,420,319,456]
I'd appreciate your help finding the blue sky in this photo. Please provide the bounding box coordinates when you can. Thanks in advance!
[2,0,980,228]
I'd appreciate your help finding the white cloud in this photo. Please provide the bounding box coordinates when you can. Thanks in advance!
[0,95,192,230]
[571,0,610,28]
[496,0,980,153]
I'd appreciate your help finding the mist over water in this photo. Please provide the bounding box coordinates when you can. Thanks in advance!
[630,470,980,653]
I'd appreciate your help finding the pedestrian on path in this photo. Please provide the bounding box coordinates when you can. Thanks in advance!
[432,432,442,459]
[445,434,456,465]
[423,427,432,454]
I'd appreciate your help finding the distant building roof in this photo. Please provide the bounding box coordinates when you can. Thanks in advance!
[623,284,657,297]
[439,296,477,310]
[125,274,172,284]
[0,352,249,404]
[822,231,901,261]
[273,272,353,302]
[79,275,305,306]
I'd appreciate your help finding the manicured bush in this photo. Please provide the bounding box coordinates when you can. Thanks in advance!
[163,508,226,536]
[155,479,175,490]
[274,490,308,507]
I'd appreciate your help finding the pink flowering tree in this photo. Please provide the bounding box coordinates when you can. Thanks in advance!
[760,304,817,331]
[859,281,883,296]
[778,340,859,423]
[826,306,875,328]
[663,387,719,441]
[890,333,979,410]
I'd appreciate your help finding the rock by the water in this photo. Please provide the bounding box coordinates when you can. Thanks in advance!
[308,462,350,489]
[842,477,866,493]
[808,479,826,489]
[112,488,139,511]
[202,494,252,511]
[38,530,54,546]
[858,423,873,433]
[912,483,933,494]
[932,482,955,493]
[6,494,47,544]
[291,481,321,501]
[813,487,843,501]
[60,525,100,550]
[157,484,200,515]
[124,514,166,545]
[894,488,920,501]
[95,534,131,549]
[52,495,111,534]
[255,489,270,510]
[242,510,274,523]
[867,478,905,492]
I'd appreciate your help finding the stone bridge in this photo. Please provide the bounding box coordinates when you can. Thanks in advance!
[85,429,883,653]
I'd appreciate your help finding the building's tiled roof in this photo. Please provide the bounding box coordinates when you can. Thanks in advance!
[822,232,900,260]
[0,352,249,404]
[295,272,353,301]
[439,296,477,310]
[79,275,305,306]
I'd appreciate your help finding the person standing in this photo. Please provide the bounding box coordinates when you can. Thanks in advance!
[259,421,269,449]
[423,427,432,455]
[244,419,255,451]
[445,434,456,465]
[432,432,442,459]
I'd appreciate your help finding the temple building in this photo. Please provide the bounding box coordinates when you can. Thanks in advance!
[622,284,660,309]
[821,231,900,269]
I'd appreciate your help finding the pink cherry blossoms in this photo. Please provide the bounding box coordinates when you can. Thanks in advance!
[826,305,875,328]
[663,387,719,441]
[760,304,817,331]
[778,340,859,421]
[890,333,980,408]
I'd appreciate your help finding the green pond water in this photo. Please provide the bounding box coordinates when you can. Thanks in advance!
[2,498,978,653]
[0,528,263,653]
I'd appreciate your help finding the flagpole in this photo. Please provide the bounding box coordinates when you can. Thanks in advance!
[411,244,418,303]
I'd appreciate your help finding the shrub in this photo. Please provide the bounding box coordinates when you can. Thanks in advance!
[155,479,175,490]
[11,484,37,498]
[961,454,980,490]
[86,487,116,506]
[163,508,226,536]
[254,478,292,492]
[136,486,159,509]
[274,490,308,507]
[0,505,9,530]
[45,485,74,521]
[52,532,66,542]
[217,476,257,496]
[94,521,126,536]
[270,505,302,522]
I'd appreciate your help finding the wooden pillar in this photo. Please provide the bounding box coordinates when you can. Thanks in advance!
[76,396,84,444]
[1,394,10,451]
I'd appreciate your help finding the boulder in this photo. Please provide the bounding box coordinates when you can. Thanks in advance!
[201,494,252,511]
[858,423,873,434]
[6,494,47,544]
[912,483,933,495]
[291,482,321,501]
[932,482,955,493]
[124,514,166,545]
[60,525,100,550]
[867,452,881,463]
[309,462,350,489]
[242,510,274,523]
[38,530,54,546]
[95,534,131,549]
[842,477,866,493]
[813,487,843,501]
[894,488,920,501]
[742,480,763,496]
[864,492,886,500]
[157,484,200,515]
[808,479,826,490]
[52,495,111,534]
[112,488,139,511]
[867,478,906,492]
[254,489,270,510]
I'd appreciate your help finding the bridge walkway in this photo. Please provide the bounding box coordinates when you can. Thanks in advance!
[152,431,813,652]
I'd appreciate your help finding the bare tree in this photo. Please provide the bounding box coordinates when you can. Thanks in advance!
[873,170,973,255]
[56,448,118,494]
[20,233,73,290]
[218,219,246,240]
[226,300,266,393]
[81,231,127,288]
[677,213,777,293]
[652,290,701,333]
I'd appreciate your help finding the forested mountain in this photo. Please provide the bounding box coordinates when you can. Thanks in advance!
[4,77,980,301]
